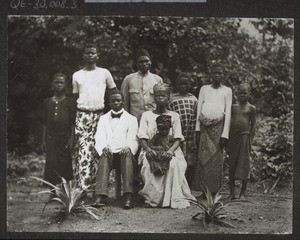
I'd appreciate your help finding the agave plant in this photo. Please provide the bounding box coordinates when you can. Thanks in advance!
[30,176,100,220]
[188,182,235,228]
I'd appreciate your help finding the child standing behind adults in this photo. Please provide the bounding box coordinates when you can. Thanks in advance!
[193,62,232,196]
[42,73,75,188]
[228,83,256,201]
[72,43,116,190]
[168,72,198,187]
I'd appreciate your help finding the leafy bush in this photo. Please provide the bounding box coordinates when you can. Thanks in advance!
[7,152,44,178]
[251,112,293,184]
[7,160,29,178]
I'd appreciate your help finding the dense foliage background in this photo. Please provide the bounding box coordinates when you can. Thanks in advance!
[7,16,293,186]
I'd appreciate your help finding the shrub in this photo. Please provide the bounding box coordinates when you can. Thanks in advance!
[251,112,293,185]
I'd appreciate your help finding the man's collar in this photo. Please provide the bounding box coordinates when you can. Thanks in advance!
[111,108,124,115]
[138,70,150,76]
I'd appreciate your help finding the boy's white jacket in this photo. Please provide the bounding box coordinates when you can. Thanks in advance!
[94,110,139,156]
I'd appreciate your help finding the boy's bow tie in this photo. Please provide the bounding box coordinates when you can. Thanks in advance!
[111,112,123,118]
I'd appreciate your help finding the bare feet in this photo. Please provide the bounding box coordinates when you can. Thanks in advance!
[239,194,247,201]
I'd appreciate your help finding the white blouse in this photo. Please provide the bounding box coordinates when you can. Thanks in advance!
[195,84,232,139]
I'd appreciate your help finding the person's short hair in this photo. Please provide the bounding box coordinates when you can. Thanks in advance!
[238,82,251,92]
[84,43,98,52]
[109,89,124,100]
[210,62,223,71]
[53,73,67,81]
[176,72,192,83]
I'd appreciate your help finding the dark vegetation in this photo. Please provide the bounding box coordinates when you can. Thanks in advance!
[7,17,293,188]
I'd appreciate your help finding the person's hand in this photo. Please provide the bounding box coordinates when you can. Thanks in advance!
[66,138,74,150]
[145,148,157,160]
[162,149,174,161]
[196,131,200,145]
[220,137,228,150]
[119,147,131,158]
[102,147,112,158]
[41,140,47,152]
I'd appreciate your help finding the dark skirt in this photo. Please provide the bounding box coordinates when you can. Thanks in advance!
[44,134,73,186]
[228,132,251,180]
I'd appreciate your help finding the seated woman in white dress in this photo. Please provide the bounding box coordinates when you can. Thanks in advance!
[138,83,196,209]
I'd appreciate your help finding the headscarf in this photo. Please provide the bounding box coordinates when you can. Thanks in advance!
[153,83,171,95]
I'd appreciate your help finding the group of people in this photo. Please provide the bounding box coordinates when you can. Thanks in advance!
[42,43,256,211]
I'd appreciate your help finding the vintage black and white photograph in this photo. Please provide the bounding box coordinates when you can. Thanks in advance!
[6,16,294,233]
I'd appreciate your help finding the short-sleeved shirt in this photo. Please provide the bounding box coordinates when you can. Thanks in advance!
[72,67,116,111]
[121,71,163,121]
[138,111,184,142]
[43,97,76,136]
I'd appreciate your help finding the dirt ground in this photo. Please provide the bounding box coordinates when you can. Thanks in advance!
[6,154,293,234]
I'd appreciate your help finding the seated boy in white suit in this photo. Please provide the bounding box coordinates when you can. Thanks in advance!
[93,90,139,209]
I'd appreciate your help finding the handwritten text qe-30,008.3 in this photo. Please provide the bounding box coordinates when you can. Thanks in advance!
[10,0,77,10]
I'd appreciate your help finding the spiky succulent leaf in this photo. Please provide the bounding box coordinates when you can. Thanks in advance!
[192,212,202,220]
[69,188,85,212]
[199,182,214,210]
[186,198,207,211]
[214,194,223,204]
[85,208,100,220]
[210,201,223,215]
[212,205,225,216]
[38,190,55,195]
[51,197,67,207]
[78,205,100,220]
[42,198,55,213]
[202,218,207,228]
[69,179,77,193]
[29,176,58,190]
[61,177,71,200]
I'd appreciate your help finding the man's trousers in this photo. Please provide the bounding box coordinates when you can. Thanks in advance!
[95,152,134,196]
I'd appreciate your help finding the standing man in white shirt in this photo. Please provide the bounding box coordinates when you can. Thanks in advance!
[193,62,232,196]
[72,43,116,191]
[93,90,139,209]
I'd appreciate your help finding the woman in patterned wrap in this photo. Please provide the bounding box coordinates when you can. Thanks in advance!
[193,62,232,196]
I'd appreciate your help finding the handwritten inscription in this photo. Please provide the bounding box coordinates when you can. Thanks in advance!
[10,0,77,10]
